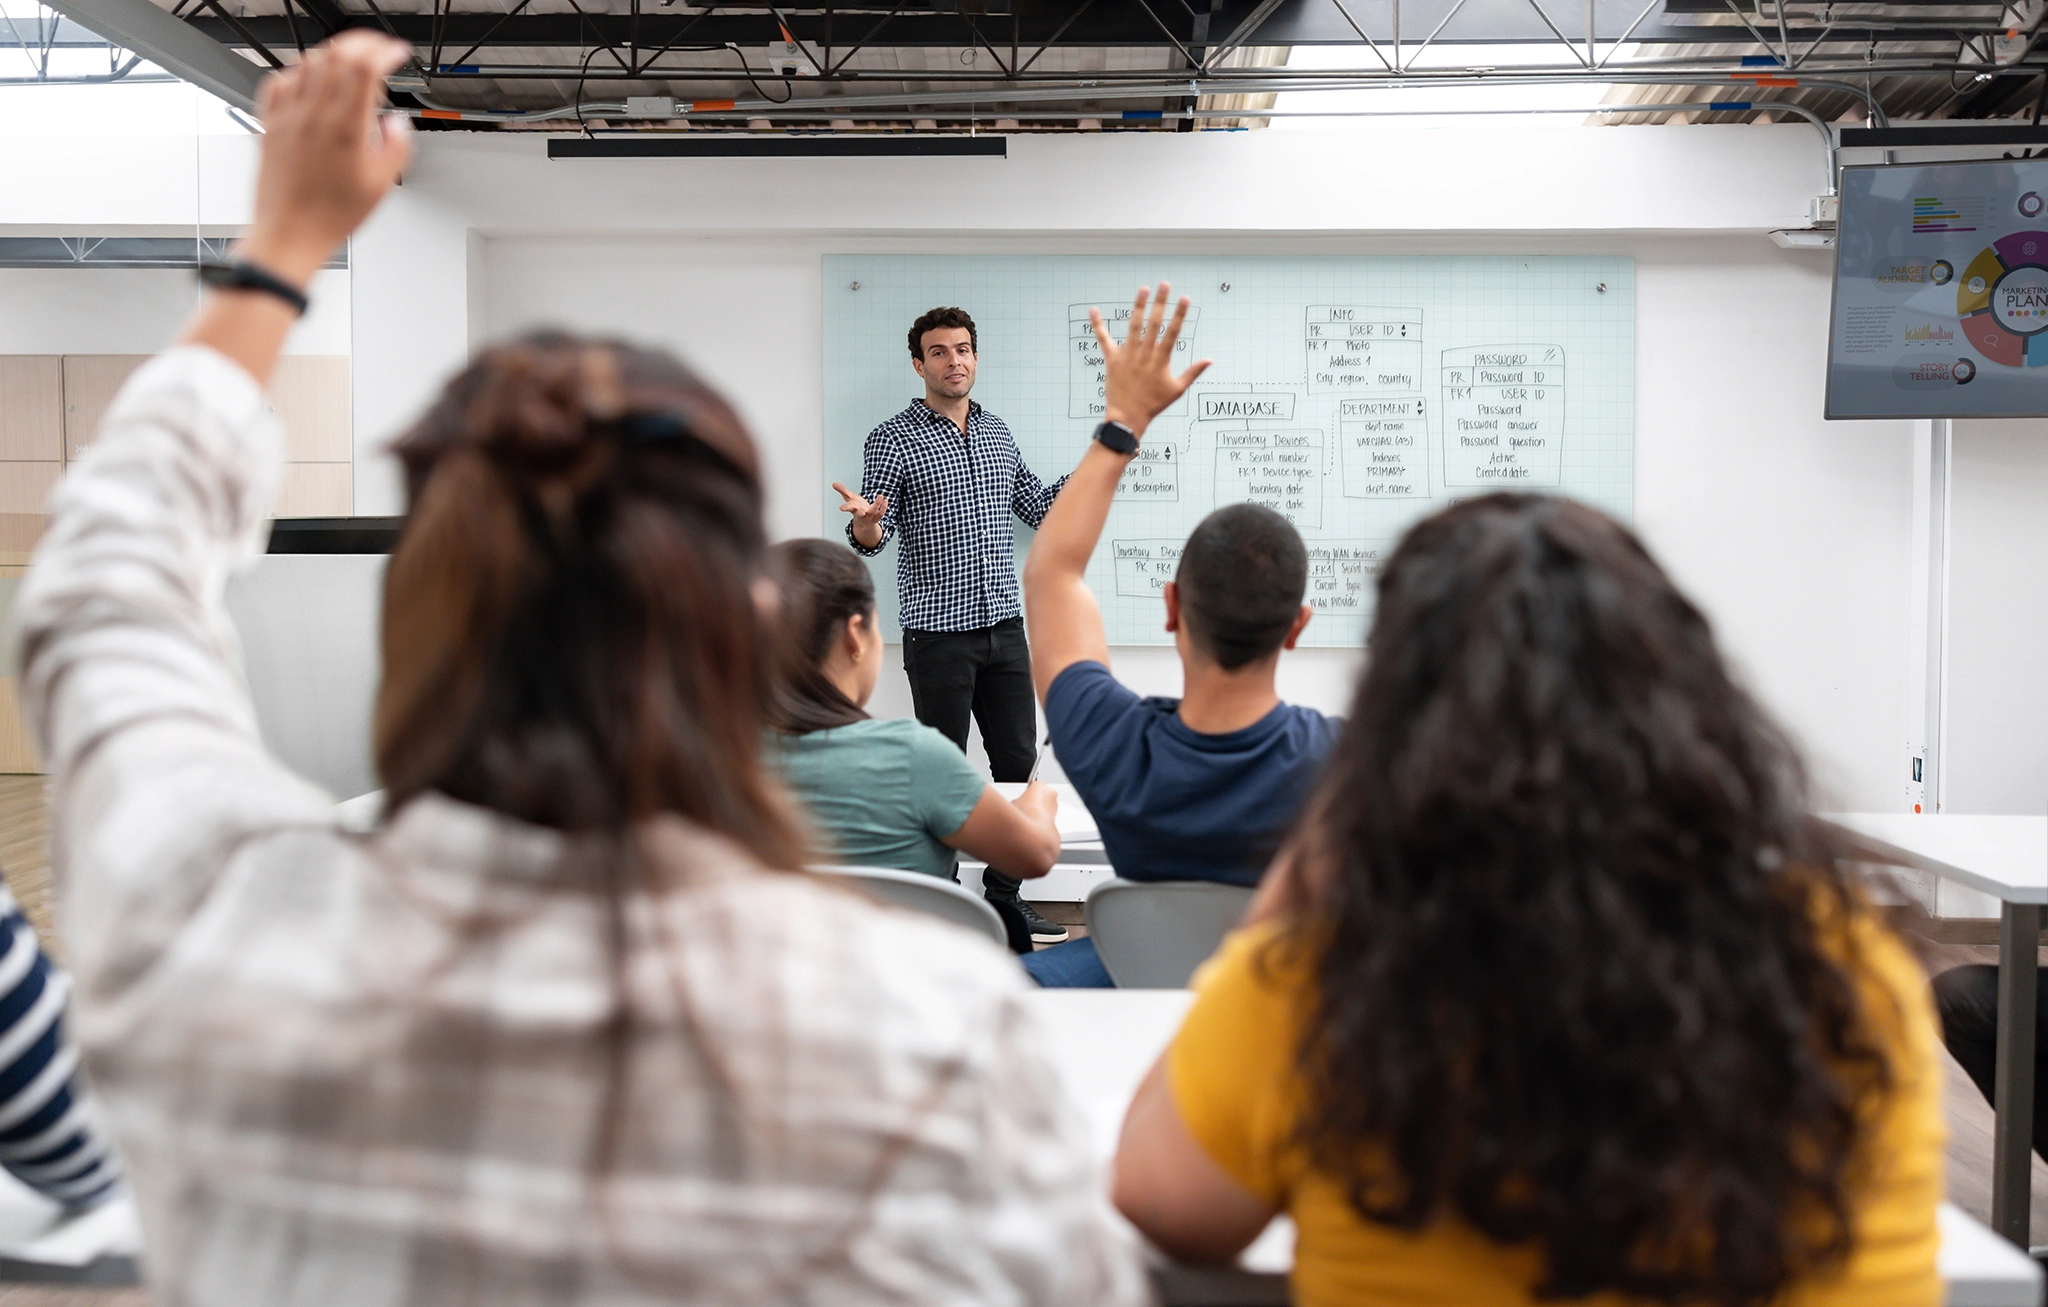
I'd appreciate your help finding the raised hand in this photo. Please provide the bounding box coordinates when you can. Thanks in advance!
[1088,283,1213,439]
[239,29,415,290]
[833,481,890,545]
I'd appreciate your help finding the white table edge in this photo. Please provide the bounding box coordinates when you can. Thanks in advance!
[1817,816,2048,905]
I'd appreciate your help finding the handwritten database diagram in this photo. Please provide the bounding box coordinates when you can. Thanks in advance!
[823,255,1632,646]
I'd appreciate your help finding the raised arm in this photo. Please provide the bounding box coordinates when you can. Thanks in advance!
[1022,284,1209,702]
[14,33,411,987]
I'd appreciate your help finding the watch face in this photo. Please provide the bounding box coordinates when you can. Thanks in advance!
[1094,422,1138,454]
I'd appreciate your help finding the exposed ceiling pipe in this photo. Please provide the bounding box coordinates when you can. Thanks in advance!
[520,97,1842,191]
[420,71,1891,124]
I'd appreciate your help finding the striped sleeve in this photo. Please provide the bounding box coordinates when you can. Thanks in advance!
[0,883,121,1208]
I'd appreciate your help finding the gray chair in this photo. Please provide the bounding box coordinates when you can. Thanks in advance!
[1084,880,1256,989]
[810,864,1008,946]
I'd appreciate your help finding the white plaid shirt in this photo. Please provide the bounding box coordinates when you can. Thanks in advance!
[848,401,1066,633]
[16,347,1151,1307]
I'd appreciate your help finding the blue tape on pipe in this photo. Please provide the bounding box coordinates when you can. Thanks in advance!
[1739,54,1782,65]
[1121,110,1164,120]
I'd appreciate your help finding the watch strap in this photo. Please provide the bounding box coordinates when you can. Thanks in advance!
[1093,420,1139,455]
[198,260,310,317]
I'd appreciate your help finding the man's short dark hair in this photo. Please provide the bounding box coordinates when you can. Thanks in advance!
[908,307,978,360]
[1175,504,1309,670]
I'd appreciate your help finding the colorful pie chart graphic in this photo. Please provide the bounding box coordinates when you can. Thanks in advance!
[1957,231,2048,367]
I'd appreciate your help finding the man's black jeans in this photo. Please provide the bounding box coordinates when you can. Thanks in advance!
[1934,963,2048,1160]
[901,617,1039,945]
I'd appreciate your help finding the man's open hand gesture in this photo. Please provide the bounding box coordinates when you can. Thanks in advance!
[1089,283,1212,441]
[833,482,890,547]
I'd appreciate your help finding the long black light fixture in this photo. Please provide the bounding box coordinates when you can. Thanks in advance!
[1842,125,2048,148]
[548,136,1008,159]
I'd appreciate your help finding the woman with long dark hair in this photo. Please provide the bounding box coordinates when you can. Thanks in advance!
[1113,493,1942,1306]
[765,538,1061,888]
[15,34,1146,1306]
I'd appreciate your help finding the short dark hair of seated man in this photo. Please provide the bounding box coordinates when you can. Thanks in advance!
[1019,285,1341,987]
[1174,503,1311,670]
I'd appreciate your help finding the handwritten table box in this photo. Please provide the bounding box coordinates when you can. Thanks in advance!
[1305,306,1424,395]
[1440,344,1564,486]
[1305,542,1383,614]
[1070,304,1200,420]
[1112,539,1184,597]
[1116,443,1179,501]
[1338,396,1427,498]
[1214,428,1324,528]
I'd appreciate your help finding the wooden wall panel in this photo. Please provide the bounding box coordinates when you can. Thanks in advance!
[276,463,351,517]
[60,355,148,462]
[0,463,62,517]
[270,357,351,463]
[0,677,40,775]
[0,359,62,462]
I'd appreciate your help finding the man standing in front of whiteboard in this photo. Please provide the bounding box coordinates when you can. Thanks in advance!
[832,306,1071,948]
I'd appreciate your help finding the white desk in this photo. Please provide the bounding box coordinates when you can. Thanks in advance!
[1825,812,2047,1246]
[1024,988,2044,1307]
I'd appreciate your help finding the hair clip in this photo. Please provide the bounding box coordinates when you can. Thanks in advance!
[609,410,750,483]
[615,412,690,445]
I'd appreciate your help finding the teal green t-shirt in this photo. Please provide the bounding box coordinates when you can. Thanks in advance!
[768,717,989,880]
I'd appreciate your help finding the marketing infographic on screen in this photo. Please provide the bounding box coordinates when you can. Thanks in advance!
[1829,159,2048,418]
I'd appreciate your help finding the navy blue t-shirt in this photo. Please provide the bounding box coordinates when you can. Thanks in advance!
[1044,661,1341,888]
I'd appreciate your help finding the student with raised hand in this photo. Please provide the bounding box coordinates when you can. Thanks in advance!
[15,32,1146,1306]
[1115,494,1944,1306]
[766,538,1063,890]
[1020,284,1341,987]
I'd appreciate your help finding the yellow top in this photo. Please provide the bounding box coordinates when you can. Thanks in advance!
[1167,913,1945,1307]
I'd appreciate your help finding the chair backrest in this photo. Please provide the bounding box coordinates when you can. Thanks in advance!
[809,864,1008,946]
[1085,879,1256,989]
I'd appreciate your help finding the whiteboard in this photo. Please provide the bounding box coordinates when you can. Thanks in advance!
[822,255,1636,646]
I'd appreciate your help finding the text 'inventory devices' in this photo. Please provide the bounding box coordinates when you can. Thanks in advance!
[825,255,1635,645]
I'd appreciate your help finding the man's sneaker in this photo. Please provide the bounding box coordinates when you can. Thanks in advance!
[1012,897,1070,944]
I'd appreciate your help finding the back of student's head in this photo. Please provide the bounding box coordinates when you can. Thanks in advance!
[374,330,801,869]
[1174,504,1307,669]
[767,538,874,735]
[1284,492,1889,1306]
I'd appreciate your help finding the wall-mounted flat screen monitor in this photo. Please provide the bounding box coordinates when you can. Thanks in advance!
[1829,158,2048,418]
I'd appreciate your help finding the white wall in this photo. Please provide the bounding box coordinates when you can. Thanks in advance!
[0,121,1959,812]
[0,267,350,355]
[469,225,1909,807]
[1945,420,2048,816]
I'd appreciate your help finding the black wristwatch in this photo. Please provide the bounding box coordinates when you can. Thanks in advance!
[197,260,310,317]
[1093,420,1139,456]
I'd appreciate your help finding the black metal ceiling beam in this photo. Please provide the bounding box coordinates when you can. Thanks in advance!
[186,9,1188,47]
[44,0,264,108]
[183,1,2020,52]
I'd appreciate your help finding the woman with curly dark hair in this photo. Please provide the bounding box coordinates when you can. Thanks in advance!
[1112,492,1943,1307]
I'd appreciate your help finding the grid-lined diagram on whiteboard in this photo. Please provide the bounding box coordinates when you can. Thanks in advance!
[822,255,1635,647]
